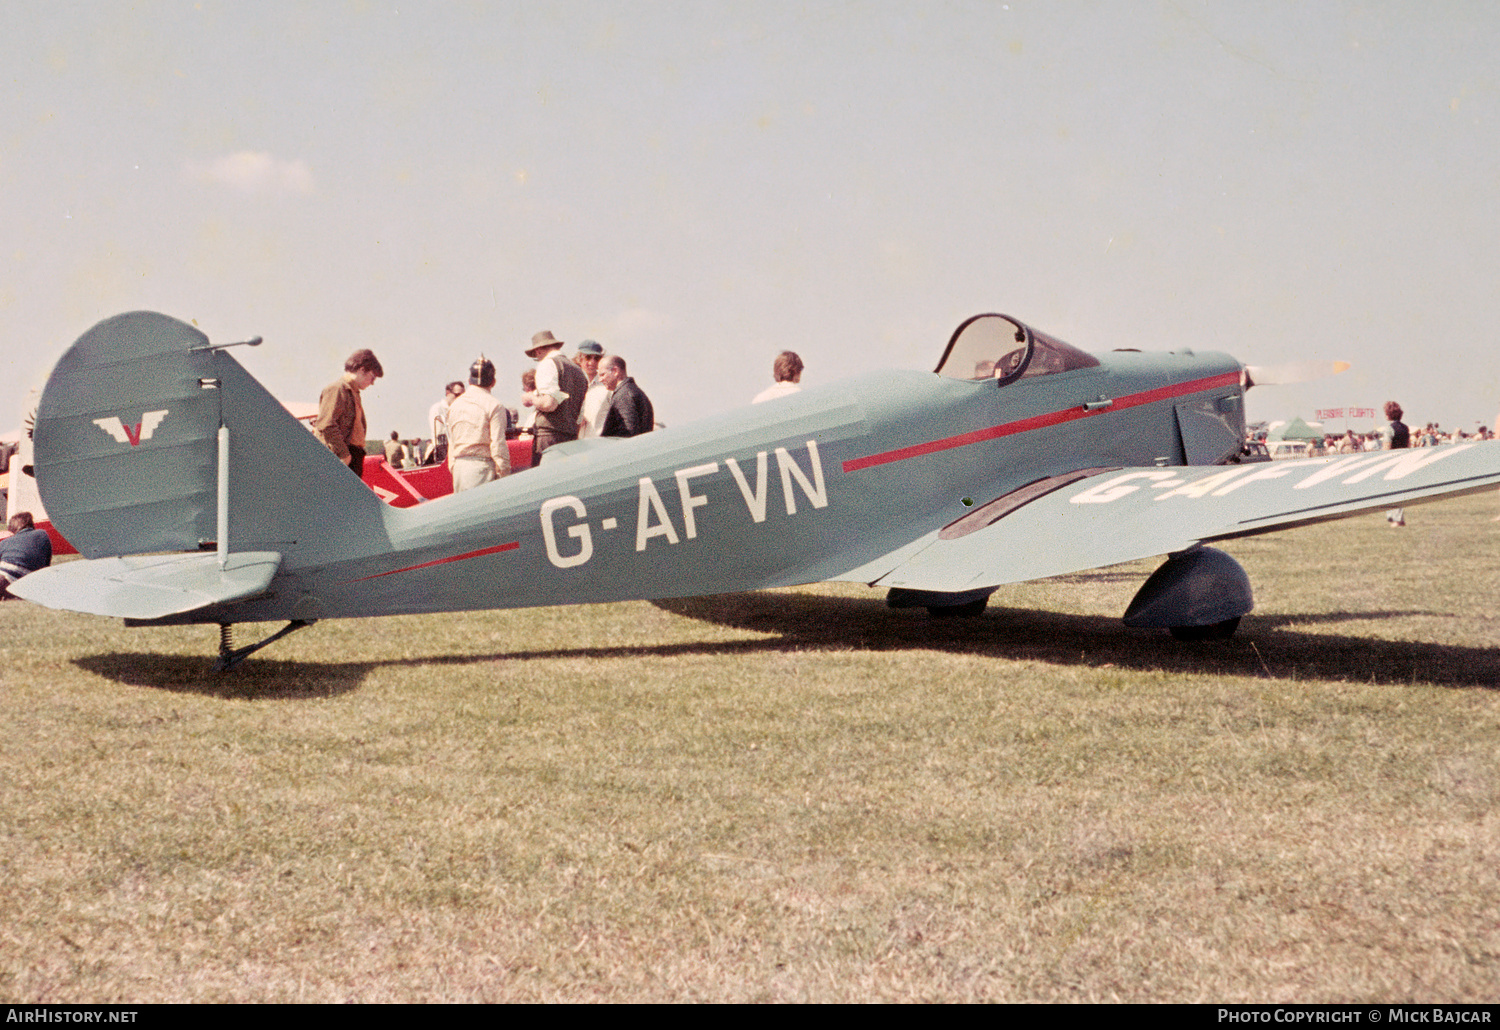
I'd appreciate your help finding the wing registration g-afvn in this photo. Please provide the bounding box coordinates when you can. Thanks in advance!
[15,310,1500,666]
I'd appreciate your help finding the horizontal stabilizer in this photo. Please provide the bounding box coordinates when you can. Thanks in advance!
[875,443,1500,592]
[11,551,281,620]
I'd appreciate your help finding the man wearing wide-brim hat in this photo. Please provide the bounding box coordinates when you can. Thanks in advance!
[522,330,589,459]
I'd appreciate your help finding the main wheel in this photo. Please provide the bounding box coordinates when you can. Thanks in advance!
[1169,616,1241,641]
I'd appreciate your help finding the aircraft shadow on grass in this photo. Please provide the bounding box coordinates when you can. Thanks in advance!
[73,653,371,701]
[74,590,1500,698]
[652,593,1500,690]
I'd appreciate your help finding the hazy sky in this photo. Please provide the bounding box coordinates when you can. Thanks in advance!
[5,1,1498,439]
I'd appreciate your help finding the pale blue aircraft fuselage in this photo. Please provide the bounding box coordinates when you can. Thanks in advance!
[19,311,1500,665]
[297,344,1240,620]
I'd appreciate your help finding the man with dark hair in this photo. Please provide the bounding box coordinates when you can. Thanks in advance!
[1381,401,1410,450]
[1382,400,1410,527]
[0,512,52,598]
[522,330,588,458]
[598,355,655,438]
[427,380,465,465]
[447,355,510,492]
[387,430,413,469]
[753,350,804,403]
[314,349,384,474]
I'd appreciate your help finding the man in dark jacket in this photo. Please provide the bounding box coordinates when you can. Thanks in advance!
[0,512,52,598]
[598,356,655,438]
[1383,400,1410,527]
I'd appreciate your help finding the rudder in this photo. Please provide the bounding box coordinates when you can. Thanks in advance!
[34,312,387,562]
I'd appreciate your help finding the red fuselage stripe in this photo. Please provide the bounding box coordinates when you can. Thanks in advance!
[841,371,1241,472]
[351,540,520,581]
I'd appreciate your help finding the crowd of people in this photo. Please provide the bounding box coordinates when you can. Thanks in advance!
[1250,400,1500,526]
[1256,404,1498,457]
[311,331,744,494]
[310,340,809,495]
[1316,421,1495,452]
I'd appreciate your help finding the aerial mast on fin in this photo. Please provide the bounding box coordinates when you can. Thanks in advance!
[192,332,311,671]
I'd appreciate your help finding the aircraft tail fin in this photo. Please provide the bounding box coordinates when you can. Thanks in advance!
[34,311,388,562]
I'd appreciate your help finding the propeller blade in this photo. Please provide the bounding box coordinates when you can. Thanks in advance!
[1244,360,1351,387]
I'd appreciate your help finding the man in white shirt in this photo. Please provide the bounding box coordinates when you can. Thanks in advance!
[753,351,804,404]
[426,380,464,465]
[447,357,510,492]
[522,330,588,459]
[575,339,614,439]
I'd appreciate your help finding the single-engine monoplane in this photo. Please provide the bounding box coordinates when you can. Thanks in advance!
[16,311,1500,668]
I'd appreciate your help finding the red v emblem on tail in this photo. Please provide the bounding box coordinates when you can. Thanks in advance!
[93,410,170,447]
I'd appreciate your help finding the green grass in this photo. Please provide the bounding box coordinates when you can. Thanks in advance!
[2,493,1498,1001]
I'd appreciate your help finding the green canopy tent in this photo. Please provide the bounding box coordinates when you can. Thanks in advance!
[1267,417,1323,442]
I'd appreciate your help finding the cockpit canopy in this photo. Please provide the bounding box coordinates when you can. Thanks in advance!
[934,313,1100,384]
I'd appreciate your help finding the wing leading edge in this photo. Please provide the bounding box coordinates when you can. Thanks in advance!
[872,444,1500,593]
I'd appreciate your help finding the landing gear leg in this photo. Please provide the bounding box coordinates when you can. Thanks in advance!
[215,620,316,672]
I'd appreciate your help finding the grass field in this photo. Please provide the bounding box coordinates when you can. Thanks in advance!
[2,492,1498,1002]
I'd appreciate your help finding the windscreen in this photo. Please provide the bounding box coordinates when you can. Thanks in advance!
[935,314,1099,383]
[1019,328,1100,378]
[935,314,1030,382]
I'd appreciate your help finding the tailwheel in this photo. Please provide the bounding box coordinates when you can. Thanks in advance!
[1168,617,1241,642]
[214,619,316,671]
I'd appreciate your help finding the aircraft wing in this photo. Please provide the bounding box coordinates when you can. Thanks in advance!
[11,551,282,620]
[872,444,1500,592]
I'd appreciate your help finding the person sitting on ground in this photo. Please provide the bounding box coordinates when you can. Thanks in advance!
[0,512,52,599]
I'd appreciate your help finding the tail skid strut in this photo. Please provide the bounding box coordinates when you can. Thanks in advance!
[215,620,316,672]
